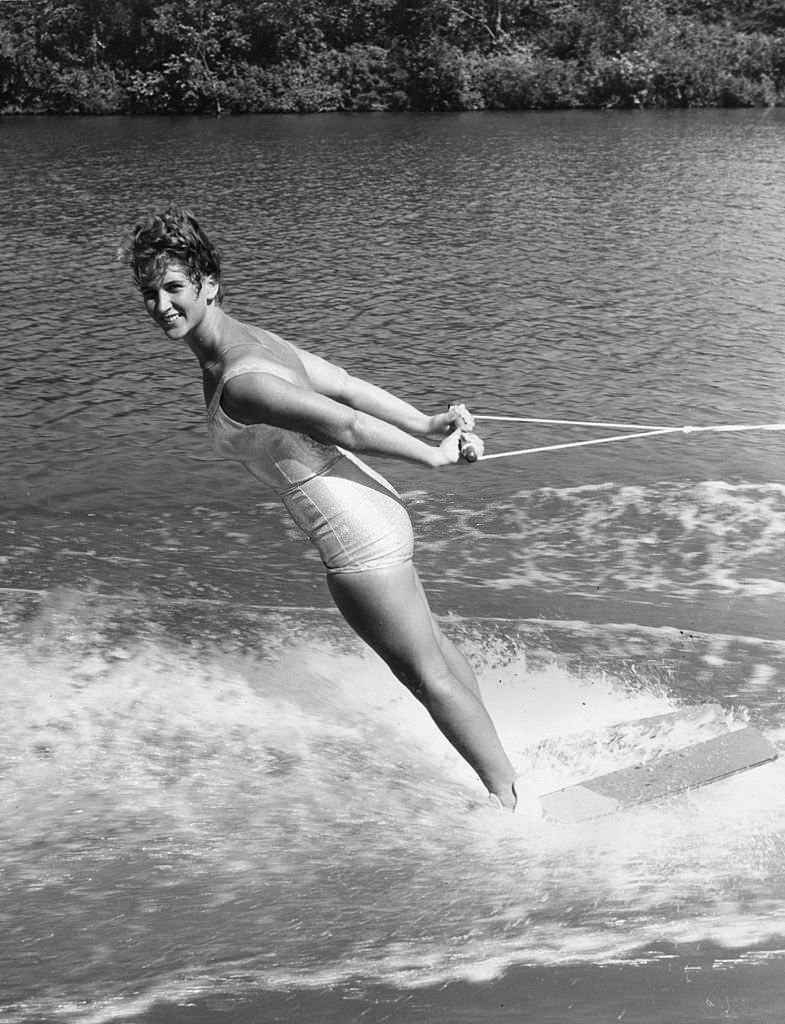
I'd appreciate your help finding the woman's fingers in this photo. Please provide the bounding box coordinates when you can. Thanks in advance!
[439,428,484,464]
[447,403,476,432]
[458,431,484,462]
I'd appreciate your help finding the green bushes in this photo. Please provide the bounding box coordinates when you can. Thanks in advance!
[2,0,785,114]
[205,47,407,113]
[640,21,785,107]
[400,41,481,111]
[44,64,126,114]
[478,49,583,109]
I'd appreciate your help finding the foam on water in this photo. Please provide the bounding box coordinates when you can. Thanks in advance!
[418,480,785,601]
[2,589,785,1022]
[4,481,784,607]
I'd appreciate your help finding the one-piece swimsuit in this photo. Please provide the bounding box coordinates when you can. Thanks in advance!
[206,331,414,574]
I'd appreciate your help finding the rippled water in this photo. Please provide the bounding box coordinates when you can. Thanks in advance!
[2,110,785,1023]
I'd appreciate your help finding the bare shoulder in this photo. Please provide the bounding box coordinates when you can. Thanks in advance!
[239,321,342,390]
[202,319,306,409]
[238,321,290,354]
[212,318,303,378]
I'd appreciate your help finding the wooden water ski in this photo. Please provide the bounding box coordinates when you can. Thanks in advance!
[541,726,778,823]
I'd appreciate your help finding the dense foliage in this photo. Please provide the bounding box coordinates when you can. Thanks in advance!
[2,0,785,113]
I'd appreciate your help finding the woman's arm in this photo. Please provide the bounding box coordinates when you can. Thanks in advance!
[221,370,479,468]
[293,346,467,438]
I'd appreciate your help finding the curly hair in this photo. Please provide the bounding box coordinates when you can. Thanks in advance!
[120,206,224,302]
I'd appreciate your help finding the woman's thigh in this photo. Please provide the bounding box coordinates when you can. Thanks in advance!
[326,561,448,691]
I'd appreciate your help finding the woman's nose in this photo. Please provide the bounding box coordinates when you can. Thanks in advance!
[154,290,172,313]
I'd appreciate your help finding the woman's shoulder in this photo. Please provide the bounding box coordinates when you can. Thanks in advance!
[241,321,293,354]
[203,320,296,409]
[218,321,307,389]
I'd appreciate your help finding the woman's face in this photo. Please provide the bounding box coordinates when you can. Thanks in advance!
[140,261,217,340]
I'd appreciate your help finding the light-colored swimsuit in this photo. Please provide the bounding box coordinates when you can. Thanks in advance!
[206,340,414,575]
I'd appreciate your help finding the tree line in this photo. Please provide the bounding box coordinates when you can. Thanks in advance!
[2,0,785,114]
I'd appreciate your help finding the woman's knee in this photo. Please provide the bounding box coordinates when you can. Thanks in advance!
[393,660,457,708]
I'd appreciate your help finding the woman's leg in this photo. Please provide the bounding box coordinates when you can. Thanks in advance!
[413,573,483,699]
[327,560,517,806]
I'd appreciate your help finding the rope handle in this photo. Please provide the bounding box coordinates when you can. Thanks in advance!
[448,403,481,462]
[458,434,480,463]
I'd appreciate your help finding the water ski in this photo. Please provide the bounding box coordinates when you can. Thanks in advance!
[539,707,778,823]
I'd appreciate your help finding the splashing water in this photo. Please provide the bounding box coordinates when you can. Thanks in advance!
[2,588,785,1023]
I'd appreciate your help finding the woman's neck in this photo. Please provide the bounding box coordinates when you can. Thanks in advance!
[186,305,229,368]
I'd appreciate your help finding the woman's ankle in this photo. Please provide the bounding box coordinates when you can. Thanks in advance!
[489,780,543,818]
[488,780,517,810]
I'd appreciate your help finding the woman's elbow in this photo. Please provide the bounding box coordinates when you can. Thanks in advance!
[336,408,364,449]
[310,409,362,450]
[322,364,352,402]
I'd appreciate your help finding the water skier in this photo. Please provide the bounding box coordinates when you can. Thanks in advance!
[121,206,539,816]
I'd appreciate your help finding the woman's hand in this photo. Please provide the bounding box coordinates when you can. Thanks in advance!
[426,403,476,438]
[458,431,484,463]
[437,427,485,465]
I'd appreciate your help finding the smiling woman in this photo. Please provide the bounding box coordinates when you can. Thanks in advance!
[119,206,540,816]
[141,264,220,340]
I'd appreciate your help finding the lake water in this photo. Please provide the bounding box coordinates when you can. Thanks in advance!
[2,110,785,1023]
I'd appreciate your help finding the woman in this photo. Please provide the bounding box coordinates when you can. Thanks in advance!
[122,206,537,815]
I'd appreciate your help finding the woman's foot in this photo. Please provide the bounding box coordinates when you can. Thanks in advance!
[489,780,543,819]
